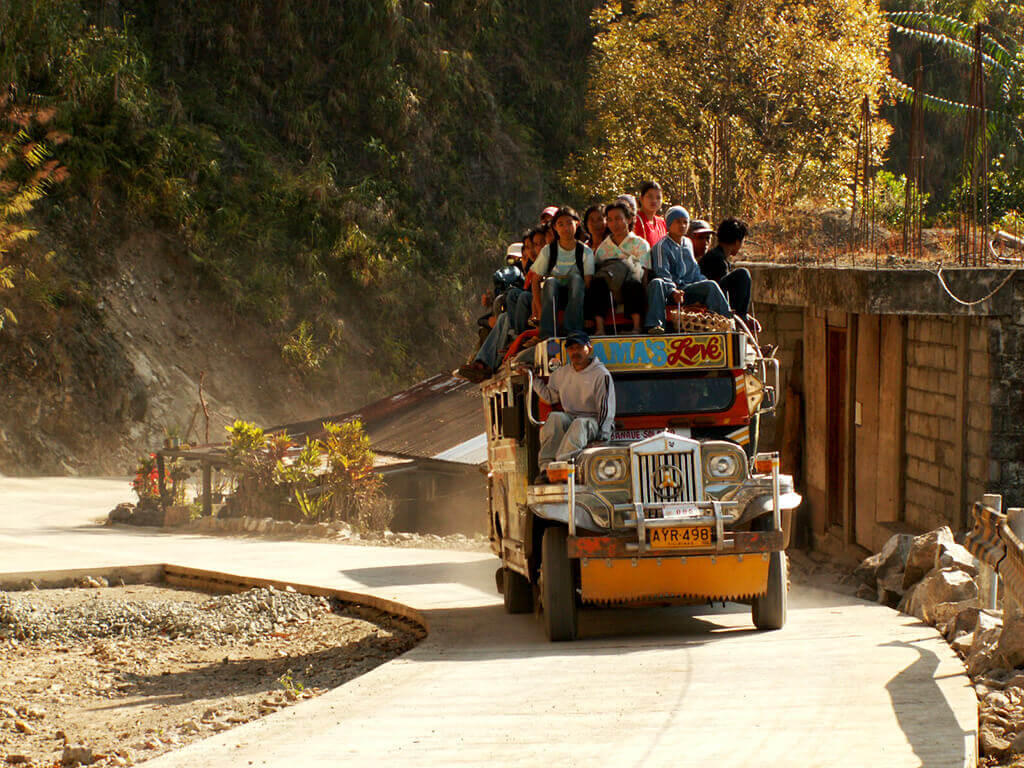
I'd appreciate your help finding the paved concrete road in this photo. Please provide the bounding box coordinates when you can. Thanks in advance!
[0,478,977,767]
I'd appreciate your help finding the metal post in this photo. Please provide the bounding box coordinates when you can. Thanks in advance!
[979,493,1003,609]
[608,286,617,336]
[202,462,213,517]
[771,453,781,532]
[567,463,577,538]
[156,453,169,507]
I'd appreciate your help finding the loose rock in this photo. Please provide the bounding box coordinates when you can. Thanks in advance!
[906,568,978,624]
[997,617,1024,669]
[61,744,95,766]
[902,526,956,590]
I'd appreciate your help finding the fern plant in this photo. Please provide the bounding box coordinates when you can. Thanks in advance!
[886,11,1024,142]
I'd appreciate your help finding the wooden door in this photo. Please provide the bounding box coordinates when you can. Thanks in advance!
[826,327,848,529]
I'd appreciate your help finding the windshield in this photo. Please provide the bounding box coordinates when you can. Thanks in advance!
[613,372,736,416]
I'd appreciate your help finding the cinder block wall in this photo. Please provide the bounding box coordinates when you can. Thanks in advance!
[902,317,991,531]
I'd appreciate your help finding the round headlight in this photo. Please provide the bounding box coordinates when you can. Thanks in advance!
[708,454,738,479]
[593,457,626,484]
[548,358,562,373]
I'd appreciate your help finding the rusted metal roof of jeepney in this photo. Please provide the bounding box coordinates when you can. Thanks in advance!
[266,373,487,466]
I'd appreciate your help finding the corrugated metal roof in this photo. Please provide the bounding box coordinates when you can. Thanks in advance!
[266,373,486,466]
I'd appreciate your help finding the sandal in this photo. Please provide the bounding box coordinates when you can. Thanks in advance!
[456,361,492,383]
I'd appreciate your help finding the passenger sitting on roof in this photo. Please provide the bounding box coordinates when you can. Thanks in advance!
[645,206,731,334]
[699,217,755,329]
[499,231,537,336]
[586,201,650,336]
[477,245,525,336]
[458,238,530,383]
[582,204,607,249]
[525,331,615,484]
[634,181,667,247]
[531,207,595,340]
[526,227,548,327]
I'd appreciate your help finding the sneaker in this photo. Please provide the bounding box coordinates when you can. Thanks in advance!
[646,324,665,335]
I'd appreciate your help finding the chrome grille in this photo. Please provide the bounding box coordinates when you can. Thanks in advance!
[634,450,700,505]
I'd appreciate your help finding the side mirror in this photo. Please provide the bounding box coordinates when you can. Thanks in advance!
[500,404,524,441]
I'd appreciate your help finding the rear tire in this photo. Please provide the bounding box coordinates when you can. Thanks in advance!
[752,551,787,630]
[541,526,578,641]
[503,567,534,614]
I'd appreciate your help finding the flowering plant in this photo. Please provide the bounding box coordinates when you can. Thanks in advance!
[131,453,160,501]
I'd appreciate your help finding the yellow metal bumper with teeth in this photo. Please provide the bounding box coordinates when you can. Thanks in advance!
[579,552,771,604]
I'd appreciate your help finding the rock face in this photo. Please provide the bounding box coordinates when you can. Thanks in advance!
[903,526,956,590]
[907,568,979,624]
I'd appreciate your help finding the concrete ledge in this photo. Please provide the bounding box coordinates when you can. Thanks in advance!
[0,564,165,591]
[747,263,1024,317]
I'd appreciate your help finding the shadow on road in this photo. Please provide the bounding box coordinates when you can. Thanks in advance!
[881,636,975,767]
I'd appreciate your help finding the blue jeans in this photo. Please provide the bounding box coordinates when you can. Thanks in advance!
[504,286,532,335]
[540,273,585,339]
[645,277,731,329]
[474,312,514,370]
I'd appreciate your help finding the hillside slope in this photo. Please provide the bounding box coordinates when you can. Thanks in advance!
[0,0,596,474]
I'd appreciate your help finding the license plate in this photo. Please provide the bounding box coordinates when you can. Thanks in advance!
[662,503,701,520]
[649,526,713,549]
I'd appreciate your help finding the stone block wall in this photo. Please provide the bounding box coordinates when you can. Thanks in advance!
[988,280,1024,508]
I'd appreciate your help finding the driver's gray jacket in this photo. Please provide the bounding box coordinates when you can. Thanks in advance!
[533,357,616,440]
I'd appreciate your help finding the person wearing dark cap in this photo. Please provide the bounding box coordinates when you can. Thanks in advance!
[700,217,754,327]
[527,331,615,483]
[645,206,731,332]
[687,219,715,260]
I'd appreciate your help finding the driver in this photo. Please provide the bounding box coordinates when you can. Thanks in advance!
[528,331,615,484]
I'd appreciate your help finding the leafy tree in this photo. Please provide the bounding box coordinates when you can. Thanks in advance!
[568,0,892,217]
[0,92,68,329]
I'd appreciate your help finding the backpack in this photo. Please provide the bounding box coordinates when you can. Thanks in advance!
[492,264,525,295]
[544,242,585,278]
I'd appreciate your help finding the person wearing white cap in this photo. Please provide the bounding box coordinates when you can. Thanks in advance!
[645,206,731,332]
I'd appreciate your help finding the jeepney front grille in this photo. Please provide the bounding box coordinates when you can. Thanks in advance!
[633,450,700,505]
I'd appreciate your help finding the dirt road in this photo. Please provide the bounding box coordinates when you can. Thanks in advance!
[0,478,976,767]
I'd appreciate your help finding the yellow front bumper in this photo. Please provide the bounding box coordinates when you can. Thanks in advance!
[579,553,771,604]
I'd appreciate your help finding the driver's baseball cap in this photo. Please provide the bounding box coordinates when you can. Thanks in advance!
[565,331,591,348]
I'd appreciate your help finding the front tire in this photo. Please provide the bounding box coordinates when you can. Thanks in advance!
[503,567,534,614]
[541,526,578,641]
[752,551,787,630]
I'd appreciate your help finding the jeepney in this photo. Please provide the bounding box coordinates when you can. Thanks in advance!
[480,325,801,641]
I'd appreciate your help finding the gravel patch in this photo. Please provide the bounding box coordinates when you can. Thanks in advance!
[0,584,422,766]
[0,586,330,643]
